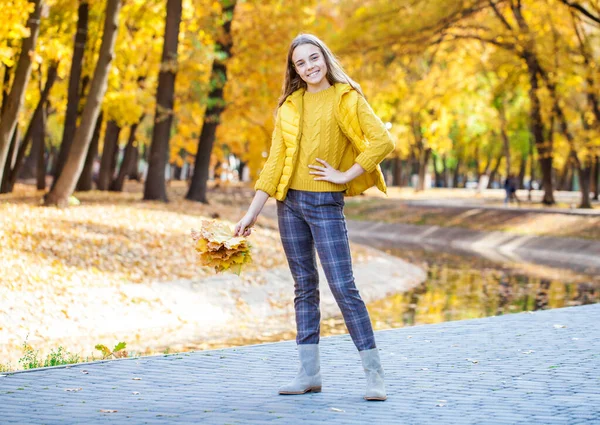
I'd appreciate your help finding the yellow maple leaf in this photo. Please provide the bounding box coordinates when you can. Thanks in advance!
[191,220,252,274]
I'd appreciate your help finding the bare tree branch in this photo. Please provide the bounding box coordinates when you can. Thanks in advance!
[488,0,514,30]
[558,0,600,25]
[446,32,516,51]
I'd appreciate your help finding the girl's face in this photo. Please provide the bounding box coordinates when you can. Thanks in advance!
[292,43,330,92]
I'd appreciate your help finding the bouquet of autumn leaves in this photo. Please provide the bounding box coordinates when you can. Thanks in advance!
[191,220,252,275]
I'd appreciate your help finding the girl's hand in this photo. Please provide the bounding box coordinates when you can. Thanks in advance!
[308,158,348,185]
[234,213,257,237]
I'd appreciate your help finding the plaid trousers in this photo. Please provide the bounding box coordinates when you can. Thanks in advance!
[277,189,376,351]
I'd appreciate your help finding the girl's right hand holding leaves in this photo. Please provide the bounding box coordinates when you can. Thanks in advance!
[234,213,257,237]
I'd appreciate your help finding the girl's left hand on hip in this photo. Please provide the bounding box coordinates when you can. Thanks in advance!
[308,158,348,185]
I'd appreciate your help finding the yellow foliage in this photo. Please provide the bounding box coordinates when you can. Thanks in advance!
[191,220,252,275]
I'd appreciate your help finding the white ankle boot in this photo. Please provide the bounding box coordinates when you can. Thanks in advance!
[278,344,322,395]
[359,348,387,401]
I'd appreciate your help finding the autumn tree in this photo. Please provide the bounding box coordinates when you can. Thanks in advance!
[4,62,58,192]
[52,0,89,184]
[0,0,43,186]
[143,0,182,202]
[44,0,122,206]
[186,0,237,203]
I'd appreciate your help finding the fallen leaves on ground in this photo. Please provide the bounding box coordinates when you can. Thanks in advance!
[0,181,378,369]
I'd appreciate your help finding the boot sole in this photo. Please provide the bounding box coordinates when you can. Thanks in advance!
[279,386,322,395]
[364,395,387,401]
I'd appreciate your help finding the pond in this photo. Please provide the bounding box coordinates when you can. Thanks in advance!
[157,243,600,356]
[350,246,599,332]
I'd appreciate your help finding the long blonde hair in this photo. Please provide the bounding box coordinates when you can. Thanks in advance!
[278,34,363,108]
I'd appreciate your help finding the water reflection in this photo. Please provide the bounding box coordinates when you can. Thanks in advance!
[359,247,600,332]
[150,245,600,355]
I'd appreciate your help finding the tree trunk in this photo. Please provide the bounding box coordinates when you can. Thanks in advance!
[52,1,89,183]
[416,147,431,192]
[432,154,442,188]
[499,106,511,178]
[129,143,140,180]
[593,155,599,201]
[144,0,182,202]
[392,155,402,186]
[453,156,461,188]
[97,120,121,190]
[111,118,142,191]
[528,136,535,201]
[1,64,12,114]
[186,0,236,203]
[558,153,573,191]
[475,144,481,180]
[441,154,448,187]
[44,0,121,207]
[76,111,103,191]
[0,0,43,185]
[525,56,554,204]
[510,1,555,204]
[13,63,58,185]
[487,153,503,189]
[568,164,576,192]
[578,159,592,208]
[0,129,19,193]
[36,104,47,191]
[539,156,554,203]
[19,115,43,181]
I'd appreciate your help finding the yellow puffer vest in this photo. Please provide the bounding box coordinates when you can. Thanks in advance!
[274,83,391,201]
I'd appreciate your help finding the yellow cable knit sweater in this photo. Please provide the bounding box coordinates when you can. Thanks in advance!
[254,83,395,199]
[288,85,347,192]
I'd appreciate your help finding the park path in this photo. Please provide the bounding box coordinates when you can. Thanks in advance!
[375,187,600,216]
[1,303,598,424]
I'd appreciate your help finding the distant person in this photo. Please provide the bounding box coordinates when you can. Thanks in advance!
[234,34,394,401]
[504,174,520,206]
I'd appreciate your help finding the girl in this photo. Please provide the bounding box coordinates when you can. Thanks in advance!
[234,33,394,401]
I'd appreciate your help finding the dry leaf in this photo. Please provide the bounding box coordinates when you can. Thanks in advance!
[100,409,118,413]
[191,221,252,274]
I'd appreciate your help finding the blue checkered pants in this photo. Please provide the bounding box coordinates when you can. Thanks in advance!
[277,189,376,351]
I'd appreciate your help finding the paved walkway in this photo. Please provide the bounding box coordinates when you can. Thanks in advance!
[376,188,600,216]
[1,304,598,424]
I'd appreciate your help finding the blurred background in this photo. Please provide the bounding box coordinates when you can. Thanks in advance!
[0,0,599,371]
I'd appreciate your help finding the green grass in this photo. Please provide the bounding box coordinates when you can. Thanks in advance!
[0,339,129,373]
[16,345,85,370]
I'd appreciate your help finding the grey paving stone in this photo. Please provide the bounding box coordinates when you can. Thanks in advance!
[1,304,599,424]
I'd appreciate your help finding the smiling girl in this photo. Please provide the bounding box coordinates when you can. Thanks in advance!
[234,34,394,401]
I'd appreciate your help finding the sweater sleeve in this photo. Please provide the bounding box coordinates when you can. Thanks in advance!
[354,95,395,173]
[254,109,286,197]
